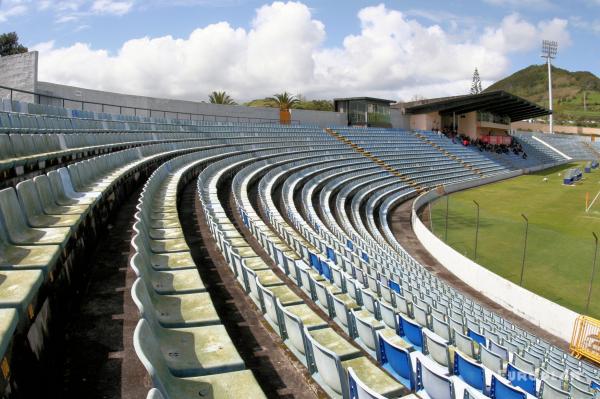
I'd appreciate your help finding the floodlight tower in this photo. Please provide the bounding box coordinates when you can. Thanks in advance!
[541,40,558,134]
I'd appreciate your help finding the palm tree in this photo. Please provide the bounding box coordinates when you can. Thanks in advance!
[269,92,300,110]
[208,91,236,105]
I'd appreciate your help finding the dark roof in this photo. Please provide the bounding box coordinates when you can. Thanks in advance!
[404,90,550,121]
[333,97,396,104]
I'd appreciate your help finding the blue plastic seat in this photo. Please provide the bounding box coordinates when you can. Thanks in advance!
[398,314,423,351]
[490,375,527,399]
[507,363,537,396]
[468,328,487,347]
[378,332,415,389]
[454,351,487,394]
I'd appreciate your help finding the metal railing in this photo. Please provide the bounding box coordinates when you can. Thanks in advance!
[0,84,298,125]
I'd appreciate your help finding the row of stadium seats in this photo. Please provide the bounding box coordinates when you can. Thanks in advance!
[1,100,598,398]
[526,133,597,161]
[199,146,407,398]
[512,133,571,164]
[116,130,576,398]
[8,98,299,127]
[0,139,207,396]
[278,134,600,398]
[130,149,274,398]
[0,130,213,178]
[234,131,600,399]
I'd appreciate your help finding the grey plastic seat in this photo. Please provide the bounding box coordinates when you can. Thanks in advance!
[133,319,267,399]
[132,305,244,378]
[432,316,452,343]
[513,352,536,374]
[33,175,90,217]
[480,345,504,376]
[348,367,388,399]
[16,180,82,229]
[0,269,44,322]
[47,169,98,207]
[56,168,102,203]
[0,219,60,276]
[423,329,451,372]
[570,383,595,399]
[257,281,303,333]
[540,381,571,399]
[351,308,384,357]
[131,231,196,271]
[132,275,219,328]
[134,220,190,254]
[416,354,456,399]
[304,326,404,398]
[454,330,477,359]
[279,301,328,363]
[130,249,205,295]
[0,134,15,171]
[0,187,70,248]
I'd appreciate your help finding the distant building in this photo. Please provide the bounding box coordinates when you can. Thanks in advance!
[334,97,395,128]
[393,90,551,139]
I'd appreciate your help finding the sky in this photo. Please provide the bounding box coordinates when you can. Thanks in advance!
[0,0,598,102]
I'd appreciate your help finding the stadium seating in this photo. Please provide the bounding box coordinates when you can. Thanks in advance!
[1,100,599,398]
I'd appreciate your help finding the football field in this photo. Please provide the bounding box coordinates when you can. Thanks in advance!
[428,162,600,318]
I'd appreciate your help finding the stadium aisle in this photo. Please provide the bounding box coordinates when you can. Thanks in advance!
[58,188,148,399]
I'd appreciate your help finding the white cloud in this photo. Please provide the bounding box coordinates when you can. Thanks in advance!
[91,0,134,15]
[480,13,570,54]
[0,2,28,22]
[35,2,573,102]
[484,0,553,8]
[36,0,135,23]
[570,15,600,35]
[31,40,55,53]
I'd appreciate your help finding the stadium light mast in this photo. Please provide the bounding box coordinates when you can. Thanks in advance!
[541,40,558,134]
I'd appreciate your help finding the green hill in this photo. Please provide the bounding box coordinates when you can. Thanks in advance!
[485,64,600,127]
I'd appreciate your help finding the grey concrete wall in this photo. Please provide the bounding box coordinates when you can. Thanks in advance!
[37,81,283,122]
[390,109,410,129]
[37,81,347,127]
[0,51,38,103]
[291,108,346,127]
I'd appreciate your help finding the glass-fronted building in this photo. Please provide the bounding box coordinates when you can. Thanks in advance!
[334,97,394,128]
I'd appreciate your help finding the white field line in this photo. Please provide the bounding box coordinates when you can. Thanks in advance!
[587,190,600,212]
[532,135,572,160]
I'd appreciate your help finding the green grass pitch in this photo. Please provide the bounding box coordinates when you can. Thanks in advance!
[428,162,600,318]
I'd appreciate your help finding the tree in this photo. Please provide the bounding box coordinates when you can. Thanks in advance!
[470,68,483,95]
[269,91,300,110]
[208,91,236,105]
[0,32,28,57]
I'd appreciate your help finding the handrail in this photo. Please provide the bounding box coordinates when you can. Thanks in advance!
[0,84,299,125]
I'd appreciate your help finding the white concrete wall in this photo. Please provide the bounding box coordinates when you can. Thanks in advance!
[411,173,579,342]
[0,51,38,102]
